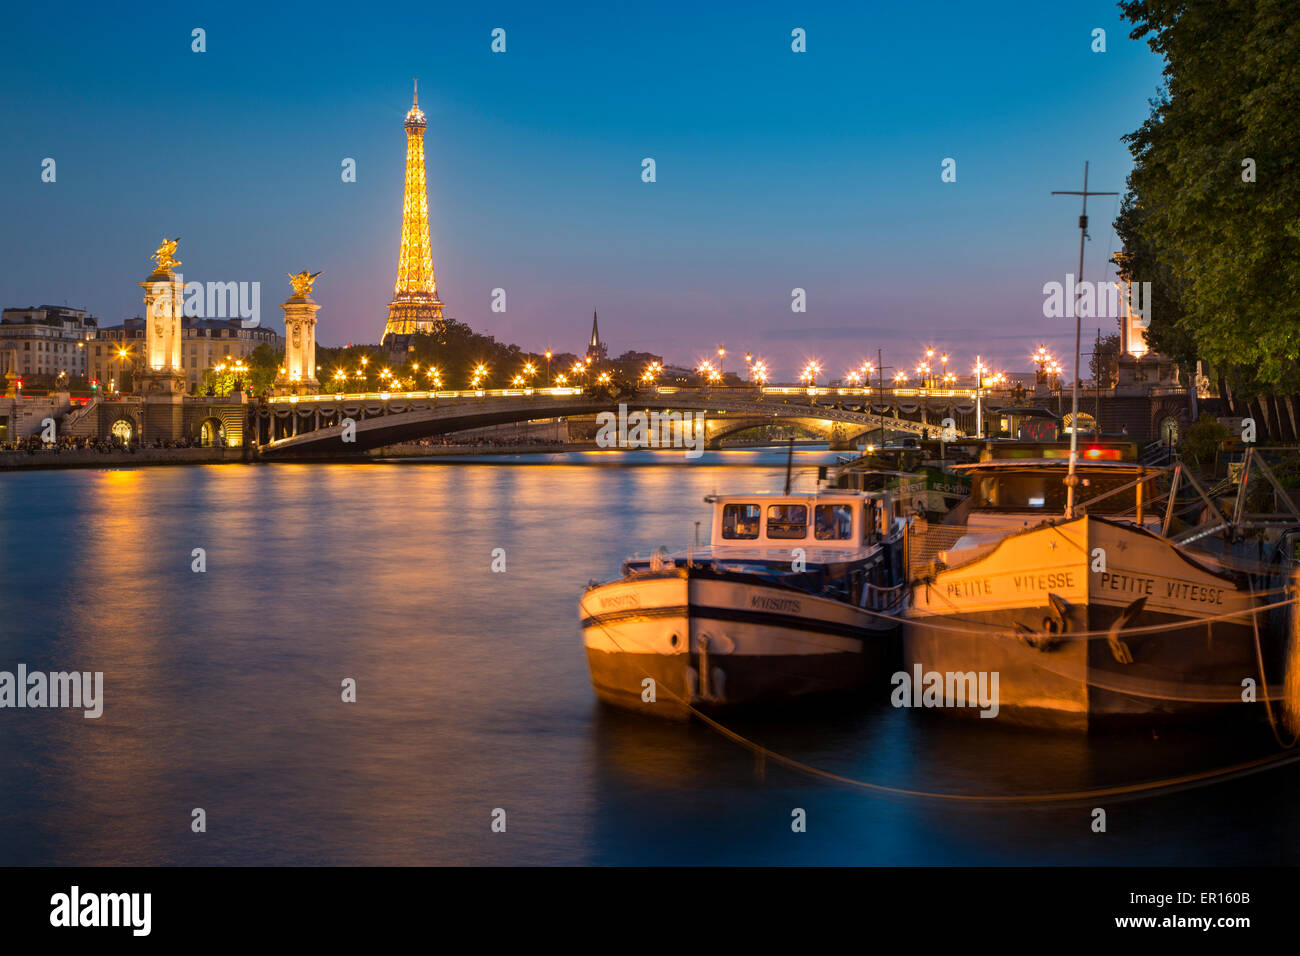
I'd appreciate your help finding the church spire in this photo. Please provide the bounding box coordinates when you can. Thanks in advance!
[586,310,607,362]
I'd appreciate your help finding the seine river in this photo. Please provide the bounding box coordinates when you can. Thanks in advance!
[2,450,1298,865]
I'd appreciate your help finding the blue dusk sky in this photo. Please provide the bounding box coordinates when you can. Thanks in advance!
[0,1,1165,379]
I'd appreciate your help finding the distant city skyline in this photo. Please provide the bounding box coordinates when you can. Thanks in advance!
[0,1,1163,379]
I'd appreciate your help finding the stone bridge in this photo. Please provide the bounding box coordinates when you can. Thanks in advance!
[255,386,966,458]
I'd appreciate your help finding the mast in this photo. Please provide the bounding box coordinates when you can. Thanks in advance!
[1051,161,1117,518]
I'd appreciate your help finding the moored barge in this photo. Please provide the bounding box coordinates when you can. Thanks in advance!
[581,489,907,718]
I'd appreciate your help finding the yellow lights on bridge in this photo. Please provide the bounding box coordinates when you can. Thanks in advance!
[304,349,1044,397]
[1033,345,1063,387]
[913,349,947,388]
[696,359,724,385]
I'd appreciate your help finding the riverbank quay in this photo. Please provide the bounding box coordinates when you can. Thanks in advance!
[371,442,587,458]
[0,446,248,471]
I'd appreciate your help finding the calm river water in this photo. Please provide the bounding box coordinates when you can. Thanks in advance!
[1,450,1297,865]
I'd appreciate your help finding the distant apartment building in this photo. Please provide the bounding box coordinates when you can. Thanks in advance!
[94,317,281,393]
[0,305,98,382]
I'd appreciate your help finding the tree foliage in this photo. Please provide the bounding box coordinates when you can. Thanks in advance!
[1180,411,1230,472]
[315,320,556,391]
[1089,332,1122,387]
[1116,0,1300,392]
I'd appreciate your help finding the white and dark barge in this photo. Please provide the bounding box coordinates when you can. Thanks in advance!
[580,491,907,718]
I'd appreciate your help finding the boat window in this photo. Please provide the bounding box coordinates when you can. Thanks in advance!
[766,504,808,539]
[971,470,1152,513]
[814,504,853,540]
[721,503,761,539]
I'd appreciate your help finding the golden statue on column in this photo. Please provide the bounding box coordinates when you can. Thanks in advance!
[287,270,322,298]
[275,270,322,395]
[137,237,186,392]
[152,237,182,273]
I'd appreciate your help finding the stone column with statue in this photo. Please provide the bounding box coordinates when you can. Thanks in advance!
[136,237,187,394]
[4,347,19,397]
[133,238,188,442]
[274,271,322,396]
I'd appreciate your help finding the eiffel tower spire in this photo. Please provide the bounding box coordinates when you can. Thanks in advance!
[382,78,444,345]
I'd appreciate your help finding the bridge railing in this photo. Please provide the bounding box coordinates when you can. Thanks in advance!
[753,385,1014,400]
[268,386,584,404]
[266,383,1025,405]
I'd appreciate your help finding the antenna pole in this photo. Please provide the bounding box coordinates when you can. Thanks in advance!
[1052,161,1117,518]
[877,348,884,451]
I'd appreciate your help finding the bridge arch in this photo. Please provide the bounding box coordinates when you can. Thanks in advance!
[199,417,226,447]
[110,418,135,444]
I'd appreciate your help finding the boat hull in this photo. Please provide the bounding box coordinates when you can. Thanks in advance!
[581,567,899,719]
[905,516,1278,731]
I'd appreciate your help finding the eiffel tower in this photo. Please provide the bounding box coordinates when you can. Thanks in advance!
[382,79,445,348]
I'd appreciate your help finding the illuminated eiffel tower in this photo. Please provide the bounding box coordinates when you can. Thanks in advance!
[382,79,445,347]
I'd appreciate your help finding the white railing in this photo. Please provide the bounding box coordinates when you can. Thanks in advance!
[269,386,584,404]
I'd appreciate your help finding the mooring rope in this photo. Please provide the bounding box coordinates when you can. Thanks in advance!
[584,608,1300,807]
[1247,575,1300,748]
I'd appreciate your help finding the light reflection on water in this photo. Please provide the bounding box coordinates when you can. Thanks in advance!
[0,454,1297,865]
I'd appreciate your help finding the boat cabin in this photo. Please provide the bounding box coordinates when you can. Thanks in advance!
[707,492,893,550]
[937,443,1165,561]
